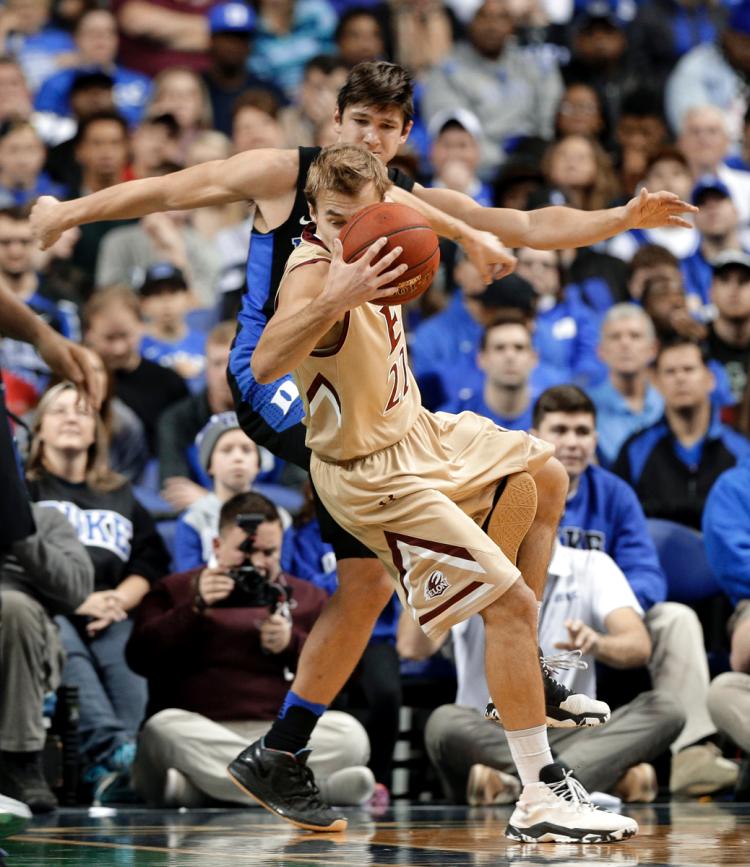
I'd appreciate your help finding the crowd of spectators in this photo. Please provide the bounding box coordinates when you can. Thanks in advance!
[2,0,750,817]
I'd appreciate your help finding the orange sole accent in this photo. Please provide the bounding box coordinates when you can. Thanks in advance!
[486,471,538,566]
[226,769,348,833]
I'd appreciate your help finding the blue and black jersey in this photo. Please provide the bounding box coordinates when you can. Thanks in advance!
[612,412,750,530]
[227,146,415,470]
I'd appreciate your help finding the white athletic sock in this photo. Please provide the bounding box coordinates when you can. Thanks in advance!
[506,724,554,787]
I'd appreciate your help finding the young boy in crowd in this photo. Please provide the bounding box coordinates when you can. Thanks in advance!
[138,263,207,392]
[173,412,261,572]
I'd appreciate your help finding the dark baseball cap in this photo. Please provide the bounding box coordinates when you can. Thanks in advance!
[471,273,536,315]
[139,262,188,296]
[692,175,732,205]
[70,68,115,95]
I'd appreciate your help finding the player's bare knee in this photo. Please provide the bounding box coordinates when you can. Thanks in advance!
[481,578,536,631]
[335,559,393,608]
[532,457,568,519]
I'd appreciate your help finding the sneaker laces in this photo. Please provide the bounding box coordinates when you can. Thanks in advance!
[541,649,589,673]
[548,769,598,812]
[285,759,331,809]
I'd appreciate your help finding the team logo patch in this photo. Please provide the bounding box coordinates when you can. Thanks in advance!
[425,570,449,600]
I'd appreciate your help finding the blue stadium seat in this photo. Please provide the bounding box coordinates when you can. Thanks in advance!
[646,518,722,603]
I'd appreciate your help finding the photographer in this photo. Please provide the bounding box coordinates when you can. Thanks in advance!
[127,492,374,808]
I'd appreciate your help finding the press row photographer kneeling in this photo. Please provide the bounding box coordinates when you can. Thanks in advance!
[125,492,375,808]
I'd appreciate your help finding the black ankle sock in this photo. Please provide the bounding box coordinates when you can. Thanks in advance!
[265,705,320,754]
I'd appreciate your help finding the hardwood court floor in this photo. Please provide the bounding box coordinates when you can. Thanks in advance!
[3,801,750,866]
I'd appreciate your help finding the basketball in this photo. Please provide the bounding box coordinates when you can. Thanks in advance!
[339,202,440,306]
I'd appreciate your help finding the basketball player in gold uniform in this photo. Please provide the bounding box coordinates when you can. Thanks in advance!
[239,144,638,843]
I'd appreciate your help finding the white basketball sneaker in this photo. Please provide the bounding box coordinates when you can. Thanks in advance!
[506,763,638,844]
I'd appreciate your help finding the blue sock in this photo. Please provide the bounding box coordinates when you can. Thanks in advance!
[265,691,327,754]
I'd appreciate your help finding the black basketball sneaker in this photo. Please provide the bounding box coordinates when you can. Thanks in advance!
[485,650,611,728]
[227,739,348,832]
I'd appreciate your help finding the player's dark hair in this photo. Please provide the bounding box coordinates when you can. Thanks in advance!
[479,310,532,350]
[75,110,127,146]
[337,61,414,127]
[219,491,280,534]
[532,385,597,428]
[655,335,710,369]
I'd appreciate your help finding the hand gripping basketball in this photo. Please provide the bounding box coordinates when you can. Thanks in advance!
[325,236,409,313]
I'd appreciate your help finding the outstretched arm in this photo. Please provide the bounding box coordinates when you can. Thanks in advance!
[252,238,407,384]
[387,184,516,281]
[31,148,300,249]
[414,185,697,250]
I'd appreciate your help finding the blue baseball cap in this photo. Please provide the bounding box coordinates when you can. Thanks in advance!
[209,2,256,35]
[691,175,732,205]
[139,262,187,295]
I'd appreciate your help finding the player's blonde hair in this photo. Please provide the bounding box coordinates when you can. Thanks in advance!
[304,144,390,209]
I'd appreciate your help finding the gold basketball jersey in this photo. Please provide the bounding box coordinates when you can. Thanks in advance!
[280,236,422,462]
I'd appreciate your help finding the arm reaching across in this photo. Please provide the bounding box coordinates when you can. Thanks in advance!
[31,148,301,250]
[414,185,698,251]
[252,237,407,384]
[387,184,516,282]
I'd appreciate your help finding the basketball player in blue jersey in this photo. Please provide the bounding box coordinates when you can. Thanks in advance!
[32,61,696,832]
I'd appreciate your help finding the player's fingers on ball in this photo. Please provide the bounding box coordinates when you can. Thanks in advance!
[362,236,388,263]
[376,263,408,288]
[372,245,403,272]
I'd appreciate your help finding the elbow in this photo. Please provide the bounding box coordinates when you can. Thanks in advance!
[629,634,653,669]
[251,351,275,385]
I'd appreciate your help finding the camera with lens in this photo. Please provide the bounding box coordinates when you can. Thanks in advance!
[215,513,288,610]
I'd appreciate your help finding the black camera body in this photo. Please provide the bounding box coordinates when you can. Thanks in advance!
[226,561,283,608]
[214,512,291,610]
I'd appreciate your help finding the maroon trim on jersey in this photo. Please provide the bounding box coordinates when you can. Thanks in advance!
[306,372,342,413]
[287,256,330,276]
[384,530,484,621]
[301,224,329,250]
[311,311,350,357]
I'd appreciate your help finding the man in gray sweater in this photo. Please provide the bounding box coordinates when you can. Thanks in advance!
[0,504,94,813]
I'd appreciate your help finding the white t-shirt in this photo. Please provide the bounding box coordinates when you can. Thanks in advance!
[451,545,643,710]
[538,546,643,698]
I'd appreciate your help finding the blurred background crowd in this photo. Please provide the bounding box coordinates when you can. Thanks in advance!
[3,0,750,820]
